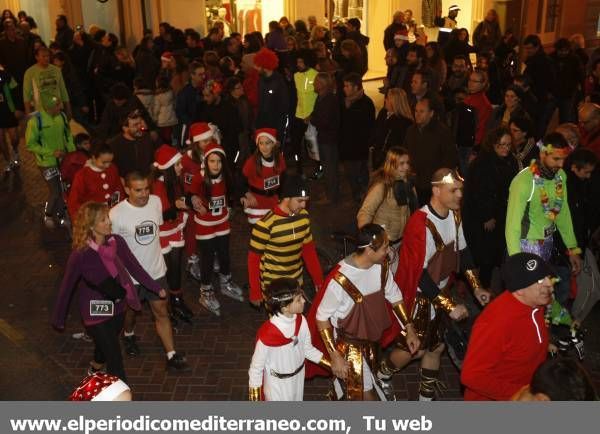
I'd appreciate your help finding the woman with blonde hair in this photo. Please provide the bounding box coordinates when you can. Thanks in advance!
[372,88,414,169]
[52,202,166,382]
[358,146,417,258]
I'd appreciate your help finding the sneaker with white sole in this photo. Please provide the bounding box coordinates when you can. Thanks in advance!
[219,274,244,302]
[199,286,220,316]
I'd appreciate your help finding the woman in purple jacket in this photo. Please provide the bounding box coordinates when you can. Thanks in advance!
[52,201,166,382]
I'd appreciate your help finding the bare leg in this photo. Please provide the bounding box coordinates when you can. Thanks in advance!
[148,299,175,353]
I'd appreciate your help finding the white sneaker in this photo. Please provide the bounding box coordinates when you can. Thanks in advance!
[199,287,220,316]
[187,255,202,281]
[44,215,56,229]
[219,274,244,302]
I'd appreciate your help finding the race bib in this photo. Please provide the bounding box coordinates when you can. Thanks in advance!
[264,175,280,190]
[89,300,114,317]
[209,195,225,216]
[134,220,157,245]
[184,173,194,185]
[42,167,60,181]
[109,191,121,207]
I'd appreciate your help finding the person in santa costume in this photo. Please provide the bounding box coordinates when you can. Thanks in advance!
[187,143,243,316]
[247,175,323,306]
[241,128,286,225]
[152,144,193,324]
[378,168,491,401]
[306,223,419,400]
[60,133,91,189]
[248,277,330,401]
[67,142,125,219]
[69,372,132,401]
[181,121,221,281]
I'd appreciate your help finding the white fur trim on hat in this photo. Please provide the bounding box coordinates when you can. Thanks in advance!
[256,131,277,144]
[92,379,130,401]
[192,130,213,142]
[153,152,182,170]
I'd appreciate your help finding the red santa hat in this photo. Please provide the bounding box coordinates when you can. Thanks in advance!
[203,142,226,159]
[394,29,409,41]
[161,51,174,62]
[153,144,182,170]
[68,373,131,401]
[253,47,279,71]
[255,128,278,144]
[189,122,214,143]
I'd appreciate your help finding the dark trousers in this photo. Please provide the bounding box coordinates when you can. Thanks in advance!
[40,167,65,217]
[86,313,127,382]
[198,234,230,285]
[163,247,183,292]
[344,159,368,201]
[318,141,339,202]
[290,117,308,173]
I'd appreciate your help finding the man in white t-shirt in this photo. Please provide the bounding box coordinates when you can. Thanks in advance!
[109,172,189,372]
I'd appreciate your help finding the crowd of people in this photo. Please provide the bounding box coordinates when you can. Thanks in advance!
[0,5,599,401]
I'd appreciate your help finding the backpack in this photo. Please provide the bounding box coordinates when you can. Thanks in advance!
[35,111,71,147]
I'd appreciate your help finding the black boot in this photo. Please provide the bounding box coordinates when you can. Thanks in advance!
[171,294,194,322]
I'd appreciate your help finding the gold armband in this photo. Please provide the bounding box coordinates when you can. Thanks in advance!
[465,269,482,291]
[319,327,337,355]
[318,357,332,370]
[248,386,262,401]
[393,302,412,327]
[432,293,457,314]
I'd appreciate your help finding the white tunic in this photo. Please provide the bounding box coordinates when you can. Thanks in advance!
[248,314,323,401]
[109,195,167,282]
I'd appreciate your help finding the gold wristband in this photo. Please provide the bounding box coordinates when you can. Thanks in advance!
[432,293,457,314]
[393,302,412,327]
[248,386,262,401]
[465,269,482,291]
[318,357,332,370]
[319,327,337,355]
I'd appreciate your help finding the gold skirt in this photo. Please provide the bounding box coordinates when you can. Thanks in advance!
[334,332,379,401]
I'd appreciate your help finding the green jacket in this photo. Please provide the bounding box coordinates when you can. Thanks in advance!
[505,165,578,255]
[26,111,75,168]
[294,68,318,120]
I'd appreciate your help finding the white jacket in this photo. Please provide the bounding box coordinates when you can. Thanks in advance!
[152,89,178,127]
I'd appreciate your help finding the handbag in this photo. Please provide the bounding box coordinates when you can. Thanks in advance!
[304,123,320,161]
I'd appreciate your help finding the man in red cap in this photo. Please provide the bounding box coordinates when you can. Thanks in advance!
[254,47,290,144]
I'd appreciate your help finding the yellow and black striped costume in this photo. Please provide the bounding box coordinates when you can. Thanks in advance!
[249,208,313,294]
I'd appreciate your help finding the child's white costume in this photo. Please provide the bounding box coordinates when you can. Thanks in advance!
[249,313,323,401]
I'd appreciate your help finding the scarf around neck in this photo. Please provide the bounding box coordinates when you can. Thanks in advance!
[88,237,141,311]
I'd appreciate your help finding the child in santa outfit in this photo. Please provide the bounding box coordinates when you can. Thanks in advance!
[152,144,194,324]
[60,132,91,189]
[182,122,221,281]
[187,143,243,316]
[69,372,132,401]
[67,142,125,219]
[248,277,330,401]
[241,128,286,224]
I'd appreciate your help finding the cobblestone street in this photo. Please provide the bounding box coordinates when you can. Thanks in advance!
[1,132,598,401]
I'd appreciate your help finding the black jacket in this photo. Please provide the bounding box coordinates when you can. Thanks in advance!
[97,96,156,141]
[524,50,557,103]
[199,98,242,161]
[255,71,290,140]
[108,133,159,177]
[311,92,340,146]
[550,53,585,98]
[372,109,413,168]
[383,23,405,51]
[403,118,458,193]
[339,93,375,161]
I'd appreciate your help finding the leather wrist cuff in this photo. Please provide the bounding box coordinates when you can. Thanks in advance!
[248,387,262,401]
[432,293,457,314]
[319,327,337,355]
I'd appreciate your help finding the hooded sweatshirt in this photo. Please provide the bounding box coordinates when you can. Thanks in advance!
[461,290,549,400]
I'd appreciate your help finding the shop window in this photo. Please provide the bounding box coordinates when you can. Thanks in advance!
[332,0,366,27]
[206,0,283,36]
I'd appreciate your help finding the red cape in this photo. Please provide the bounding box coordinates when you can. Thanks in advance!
[256,314,302,346]
[395,210,428,313]
[305,263,402,379]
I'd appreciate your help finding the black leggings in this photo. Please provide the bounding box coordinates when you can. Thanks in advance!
[163,247,183,293]
[85,313,126,382]
[198,234,230,285]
